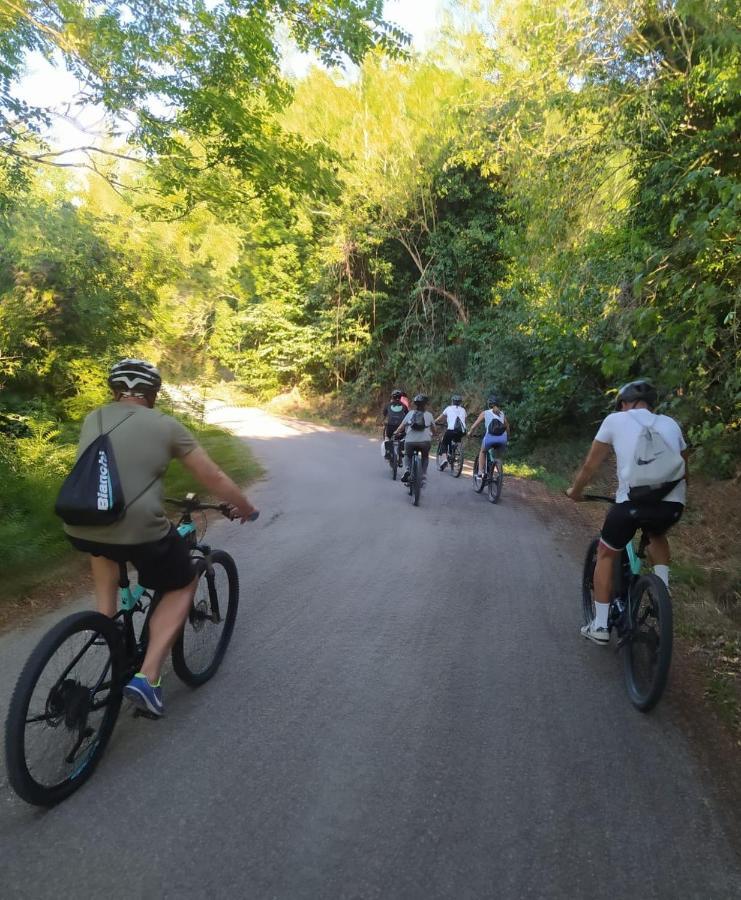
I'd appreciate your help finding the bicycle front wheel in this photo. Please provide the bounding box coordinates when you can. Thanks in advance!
[436,439,445,471]
[172,550,240,686]
[581,538,600,626]
[5,611,123,806]
[623,574,673,712]
[488,459,503,503]
[472,456,485,493]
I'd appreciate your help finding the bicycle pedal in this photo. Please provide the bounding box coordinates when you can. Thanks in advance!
[133,708,163,721]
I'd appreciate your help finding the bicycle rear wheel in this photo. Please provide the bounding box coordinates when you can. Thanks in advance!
[412,455,421,506]
[623,575,673,711]
[172,550,240,686]
[452,443,464,477]
[391,444,398,480]
[488,459,503,503]
[5,611,123,806]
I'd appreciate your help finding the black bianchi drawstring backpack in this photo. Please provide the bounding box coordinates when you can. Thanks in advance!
[55,409,154,526]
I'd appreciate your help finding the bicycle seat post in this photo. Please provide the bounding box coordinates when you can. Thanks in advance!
[117,562,130,590]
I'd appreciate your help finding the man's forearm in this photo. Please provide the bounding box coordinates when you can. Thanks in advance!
[202,468,251,509]
[570,463,595,495]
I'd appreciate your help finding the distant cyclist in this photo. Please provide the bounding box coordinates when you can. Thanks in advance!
[394,394,436,484]
[435,394,467,470]
[64,359,259,716]
[567,380,688,644]
[382,389,408,460]
[469,395,510,484]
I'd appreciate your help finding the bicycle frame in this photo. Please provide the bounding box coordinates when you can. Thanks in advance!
[625,541,642,577]
[409,447,423,475]
[609,534,650,643]
[114,516,211,668]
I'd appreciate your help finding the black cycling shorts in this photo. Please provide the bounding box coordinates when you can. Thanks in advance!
[600,501,684,552]
[67,526,196,592]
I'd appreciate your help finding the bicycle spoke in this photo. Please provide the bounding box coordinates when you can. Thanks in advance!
[180,563,229,674]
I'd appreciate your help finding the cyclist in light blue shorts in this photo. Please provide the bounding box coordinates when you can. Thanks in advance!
[468,395,510,481]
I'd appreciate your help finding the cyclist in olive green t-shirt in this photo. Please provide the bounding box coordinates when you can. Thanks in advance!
[66,359,259,717]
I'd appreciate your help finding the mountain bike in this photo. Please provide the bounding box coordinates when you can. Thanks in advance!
[581,495,673,712]
[436,433,464,477]
[5,495,248,807]
[472,446,504,504]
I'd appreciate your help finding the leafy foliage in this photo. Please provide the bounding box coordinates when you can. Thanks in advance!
[0,0,738,480]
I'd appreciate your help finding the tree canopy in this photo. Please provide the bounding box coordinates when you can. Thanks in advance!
[1,0,739,475]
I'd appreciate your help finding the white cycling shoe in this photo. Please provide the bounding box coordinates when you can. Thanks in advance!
[580,620,610,645]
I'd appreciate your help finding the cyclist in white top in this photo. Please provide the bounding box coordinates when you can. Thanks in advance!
[434,394,466,470]
[567,380,689,644]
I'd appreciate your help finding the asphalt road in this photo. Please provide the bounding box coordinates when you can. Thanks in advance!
[1,407,739,899]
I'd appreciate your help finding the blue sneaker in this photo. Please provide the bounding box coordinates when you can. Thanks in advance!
[124,673,164,717]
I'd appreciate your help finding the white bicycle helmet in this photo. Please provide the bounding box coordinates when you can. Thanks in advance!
[108,358,162,392]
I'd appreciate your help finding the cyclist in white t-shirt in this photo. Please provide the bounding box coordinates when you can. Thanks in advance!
[434,394,466,470]
[567,380,688,644]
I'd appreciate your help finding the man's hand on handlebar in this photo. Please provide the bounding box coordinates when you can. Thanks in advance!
[223,501,260,523]
[566,487,583,502]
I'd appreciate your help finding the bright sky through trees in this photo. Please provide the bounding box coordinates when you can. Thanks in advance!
[14,0,449,156]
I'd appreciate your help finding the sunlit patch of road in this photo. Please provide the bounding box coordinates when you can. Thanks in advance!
[204,403,332,440]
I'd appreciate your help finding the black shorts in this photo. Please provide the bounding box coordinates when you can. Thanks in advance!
[67,526,196,592]
[600,501,684,551]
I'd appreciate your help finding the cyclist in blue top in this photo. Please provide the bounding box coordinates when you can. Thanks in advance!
[468,395,510,486]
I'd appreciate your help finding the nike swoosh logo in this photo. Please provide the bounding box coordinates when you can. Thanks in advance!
[637,457,656,465]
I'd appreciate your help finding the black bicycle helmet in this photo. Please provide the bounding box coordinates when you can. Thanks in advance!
[614,379,657,411]
[413,393,428,406]
[108,358,162,392]
[487,394,499,407]
[451,394,462,405]
[391,389,402,400]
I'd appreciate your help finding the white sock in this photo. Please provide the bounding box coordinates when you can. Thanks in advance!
[654,565,669,588]
[594,602,610,629]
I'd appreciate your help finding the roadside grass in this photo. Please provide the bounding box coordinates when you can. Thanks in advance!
[163,422,262,498]
[0,419,261,608]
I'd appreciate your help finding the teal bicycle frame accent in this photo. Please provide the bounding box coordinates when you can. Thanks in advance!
[117,521,197,611]
[626,541,642,577]
[118,583,146,612]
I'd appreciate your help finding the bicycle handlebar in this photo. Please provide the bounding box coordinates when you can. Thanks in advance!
[165,496,259,521]
[582,493,615,504]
